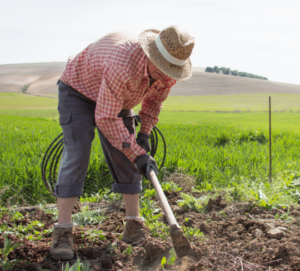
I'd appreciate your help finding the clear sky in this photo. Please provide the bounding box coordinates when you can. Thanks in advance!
[1,0,299,85]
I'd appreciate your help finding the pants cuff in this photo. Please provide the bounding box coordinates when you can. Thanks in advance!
[55,184,83,198]
[112,182,142,194]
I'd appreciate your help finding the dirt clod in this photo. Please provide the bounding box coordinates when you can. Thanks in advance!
[251,206,263,214]
[72,201,82,214]
[252,228,263,238]
[291,210,300,217]
[267,228,285,239]
[143,238,171,259]
[207,195,227,211]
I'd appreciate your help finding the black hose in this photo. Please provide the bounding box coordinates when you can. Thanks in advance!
[41,115,167,197]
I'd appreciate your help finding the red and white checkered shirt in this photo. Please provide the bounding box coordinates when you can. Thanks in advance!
[60,31,176,163]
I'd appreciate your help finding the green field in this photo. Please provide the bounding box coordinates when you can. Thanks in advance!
[1,93,300,207]
[161,94,300,112]
[2,92,300,115]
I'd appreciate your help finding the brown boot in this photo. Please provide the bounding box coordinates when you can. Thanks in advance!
[50,227,74,260]
[121,219,150,245]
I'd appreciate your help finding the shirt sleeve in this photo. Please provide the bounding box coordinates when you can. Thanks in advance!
[139,79,176,134]
[95,65,146,163]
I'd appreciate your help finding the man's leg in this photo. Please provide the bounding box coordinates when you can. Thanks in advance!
[122,193,149,244]
[122,193,140,217]
[57,197,78,223]
[50,81,96,260]
[97,112,149,244]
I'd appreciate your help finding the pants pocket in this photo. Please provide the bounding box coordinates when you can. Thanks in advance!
[59,111,76,151]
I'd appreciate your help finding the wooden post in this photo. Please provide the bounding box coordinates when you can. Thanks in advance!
[269,96,272,183]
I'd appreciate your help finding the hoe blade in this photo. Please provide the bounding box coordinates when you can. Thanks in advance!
[170,225,194,258]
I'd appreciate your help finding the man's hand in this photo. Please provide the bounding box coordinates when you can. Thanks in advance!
[135,154,158,179]
[136,132,151,153]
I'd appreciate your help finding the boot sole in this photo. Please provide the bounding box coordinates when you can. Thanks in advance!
[50,253,74,261]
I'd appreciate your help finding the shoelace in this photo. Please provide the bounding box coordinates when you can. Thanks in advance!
[55,231,72,247]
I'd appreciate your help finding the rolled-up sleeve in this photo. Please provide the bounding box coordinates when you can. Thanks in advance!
[95,66,145,163]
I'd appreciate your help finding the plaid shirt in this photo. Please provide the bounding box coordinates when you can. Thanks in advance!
[60,31,176,163]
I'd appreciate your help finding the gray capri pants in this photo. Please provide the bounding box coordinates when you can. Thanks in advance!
[55,80,142,198]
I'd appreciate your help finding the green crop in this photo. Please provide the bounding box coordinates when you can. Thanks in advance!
[143,189,156,198]
[161,248,176,269]
[182,227,205,242]
[10,212,24,221]
[62,258,93,271]
[143,182,182,199]
[140,198,161,222]
[0,220,50,242]
[72,207,107,226]
[80,189,122,203]
[250,188,278,210]
[177,193,208,213]
[148,221,170,240]
[122,245,132,256]
[85,229,106,242]
[0,238,21,270]
[162,182,182,192]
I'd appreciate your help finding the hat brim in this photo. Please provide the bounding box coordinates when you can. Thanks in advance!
[139,29,192,82]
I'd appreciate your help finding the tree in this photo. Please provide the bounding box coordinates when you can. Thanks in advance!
[205,67,214,73]
[213,66,220,73]
[222,68,231,75]
[231,70,238,76]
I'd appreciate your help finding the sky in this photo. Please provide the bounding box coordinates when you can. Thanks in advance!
[1,0,300,85]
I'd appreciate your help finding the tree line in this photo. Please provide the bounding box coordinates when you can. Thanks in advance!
[205,66,268,80]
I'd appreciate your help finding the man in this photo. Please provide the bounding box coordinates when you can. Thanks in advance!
[50,25,194,260]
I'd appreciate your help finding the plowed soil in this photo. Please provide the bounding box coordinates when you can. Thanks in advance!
[1,194,300,271]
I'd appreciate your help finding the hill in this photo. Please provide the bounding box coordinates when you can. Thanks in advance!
[0,62,65,94]
[0,62,299,96]
[172,68,300,95]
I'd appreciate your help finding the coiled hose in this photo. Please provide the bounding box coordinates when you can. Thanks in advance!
[41,115,166,197]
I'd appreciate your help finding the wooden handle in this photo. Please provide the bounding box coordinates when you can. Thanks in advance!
[148,169,179,228]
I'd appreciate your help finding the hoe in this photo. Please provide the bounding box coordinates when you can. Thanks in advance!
[148,169,193,257]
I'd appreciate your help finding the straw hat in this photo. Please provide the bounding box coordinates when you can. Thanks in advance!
[139,25,194,82]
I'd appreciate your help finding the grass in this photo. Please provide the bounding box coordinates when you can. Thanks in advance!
[0,93,58,110]
[140,93,300,112]
[0,93,58,118]
[0,92,300,207]
[159,111,300,131]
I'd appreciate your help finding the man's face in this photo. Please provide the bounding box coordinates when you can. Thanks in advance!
[147,58,168,80]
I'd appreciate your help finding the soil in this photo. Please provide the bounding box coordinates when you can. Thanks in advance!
[1,194,300,271]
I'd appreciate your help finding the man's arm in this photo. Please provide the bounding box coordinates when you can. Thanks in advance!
[95,66,146,163]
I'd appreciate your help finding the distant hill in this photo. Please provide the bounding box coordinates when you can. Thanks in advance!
[0,62,65,94]
[0,62,299,96]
